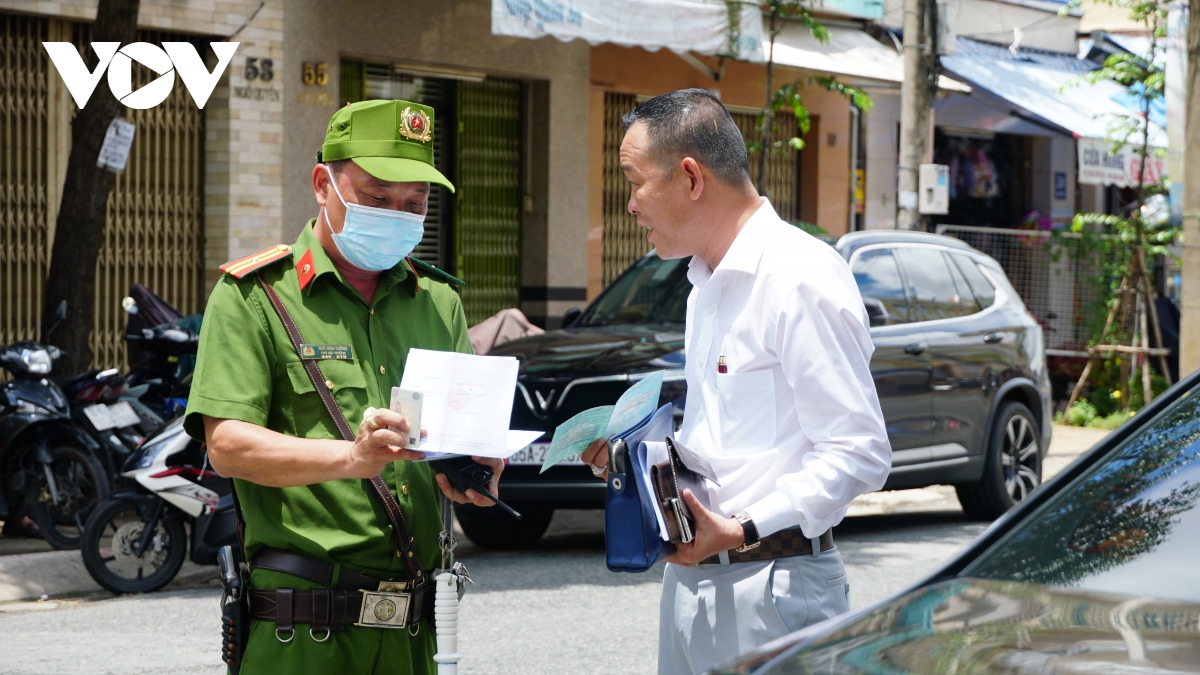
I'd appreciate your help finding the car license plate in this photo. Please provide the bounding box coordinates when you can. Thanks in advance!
[507,442,581,466]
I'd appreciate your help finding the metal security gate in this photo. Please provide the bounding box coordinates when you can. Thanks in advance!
[601,92,643,285]
[731,111,801,224]
[455,79,523,326]
[346,61,454,268]
[341,61,525,325]
[0,14,206,370]
[87,26,206,369]
[599,96,805,286]
[0,13,50,349]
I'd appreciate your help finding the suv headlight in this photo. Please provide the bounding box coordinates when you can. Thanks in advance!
[19,347,52,375]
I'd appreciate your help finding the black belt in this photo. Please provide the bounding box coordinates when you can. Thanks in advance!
[699,529,833,565]
[247,548,434,636]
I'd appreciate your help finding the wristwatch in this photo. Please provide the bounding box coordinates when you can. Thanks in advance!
[732,511,760,552]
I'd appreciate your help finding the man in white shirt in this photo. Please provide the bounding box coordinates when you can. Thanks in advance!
[582,89,892,674]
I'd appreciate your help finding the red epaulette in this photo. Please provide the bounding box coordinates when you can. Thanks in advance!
[219,244,293,279]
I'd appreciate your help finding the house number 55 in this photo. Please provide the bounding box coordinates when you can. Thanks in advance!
[302,62,328,86]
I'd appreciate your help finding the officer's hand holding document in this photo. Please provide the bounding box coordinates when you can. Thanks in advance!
[538,371,664,472]
[395,348,543,459]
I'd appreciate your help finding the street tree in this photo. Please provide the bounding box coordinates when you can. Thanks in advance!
[751,0,871,198]
[40,0,141,374]
[1062,0,1177,412]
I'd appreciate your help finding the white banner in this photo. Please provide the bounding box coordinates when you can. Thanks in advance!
[1077,137,1167,188]
[492,0,765,61]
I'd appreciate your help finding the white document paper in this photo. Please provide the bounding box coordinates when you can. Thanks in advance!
[399,348,527,459]
[639,441,672,541]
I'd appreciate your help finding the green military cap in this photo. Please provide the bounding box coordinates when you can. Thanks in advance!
[321,99,454,192]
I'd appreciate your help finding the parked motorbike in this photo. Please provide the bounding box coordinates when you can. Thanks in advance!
[60,320,198,486]
[59,288,200,489]
[0,302,111,549]
[121,284,200,418]
[81,415,237,593]
[59,368,153,485]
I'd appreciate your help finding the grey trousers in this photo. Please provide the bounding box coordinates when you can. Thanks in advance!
[657,547,851,675]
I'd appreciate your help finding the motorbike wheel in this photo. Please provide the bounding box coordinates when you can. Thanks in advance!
[25,445,110,550]
[81,498,187,594]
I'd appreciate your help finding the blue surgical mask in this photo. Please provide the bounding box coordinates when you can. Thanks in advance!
[322,165,425,272]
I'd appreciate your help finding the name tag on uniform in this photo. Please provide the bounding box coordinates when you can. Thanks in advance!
[299,344,353,360]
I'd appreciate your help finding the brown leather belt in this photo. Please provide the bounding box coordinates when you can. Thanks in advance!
[699,529,833,565]
[247,547,434,634]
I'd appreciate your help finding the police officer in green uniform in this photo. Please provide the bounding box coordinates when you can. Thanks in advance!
[184,99,503,675]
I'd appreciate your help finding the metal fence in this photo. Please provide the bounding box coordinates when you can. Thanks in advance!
[936,225,1124,357]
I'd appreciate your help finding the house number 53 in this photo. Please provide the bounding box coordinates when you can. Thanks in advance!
[244,57,274,82]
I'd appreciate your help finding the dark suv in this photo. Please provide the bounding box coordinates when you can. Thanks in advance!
[458,231,1052,548]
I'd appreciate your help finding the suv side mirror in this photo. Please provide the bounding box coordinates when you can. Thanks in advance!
[863,297,888,327]
[561,306,582,328]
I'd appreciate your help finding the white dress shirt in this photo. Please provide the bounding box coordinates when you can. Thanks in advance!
[678,199,891,539]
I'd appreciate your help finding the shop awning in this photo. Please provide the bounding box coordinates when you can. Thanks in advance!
[940,38,1166,146]
[768,22,969,90]
[491,0,765,61]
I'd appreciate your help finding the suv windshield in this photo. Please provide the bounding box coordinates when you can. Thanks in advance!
[577,255,691,327]
[964,383,1200,602]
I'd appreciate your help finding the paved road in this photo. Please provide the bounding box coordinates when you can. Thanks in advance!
[0,510,987,675]
[0,425,1107,674]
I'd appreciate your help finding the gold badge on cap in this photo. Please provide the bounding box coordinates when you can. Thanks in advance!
[399,107,432,143]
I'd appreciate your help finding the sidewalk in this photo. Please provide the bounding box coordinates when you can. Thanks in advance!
[845,424,1111,517]
[0,425,1112,604]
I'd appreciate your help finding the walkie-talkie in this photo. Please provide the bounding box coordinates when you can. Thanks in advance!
[429,456,522,520]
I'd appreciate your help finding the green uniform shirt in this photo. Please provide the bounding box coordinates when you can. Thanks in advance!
[184,221,471,582]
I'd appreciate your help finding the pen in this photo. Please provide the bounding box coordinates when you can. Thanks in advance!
[717,355,727,374]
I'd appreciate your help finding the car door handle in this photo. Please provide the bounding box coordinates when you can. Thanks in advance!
[932,384,953,391]
[904,343,926,355]
[983,333,1004,344]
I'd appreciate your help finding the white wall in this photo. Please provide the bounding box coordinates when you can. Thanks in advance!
[864,91,901,229]
[1031,136,1078,225]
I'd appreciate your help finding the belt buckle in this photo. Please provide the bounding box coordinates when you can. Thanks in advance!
[355,584,412,629]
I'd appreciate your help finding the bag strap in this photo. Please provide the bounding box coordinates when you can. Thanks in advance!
[255,273,424,585]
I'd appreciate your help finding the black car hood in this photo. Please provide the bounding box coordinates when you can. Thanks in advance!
[712,578,1200,674]
[487,324,685,378]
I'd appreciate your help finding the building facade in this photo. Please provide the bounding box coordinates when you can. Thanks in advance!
[3,0,887,369]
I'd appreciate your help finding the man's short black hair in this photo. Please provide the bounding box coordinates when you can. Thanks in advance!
[621,89,751,186]
[326,159,351,176]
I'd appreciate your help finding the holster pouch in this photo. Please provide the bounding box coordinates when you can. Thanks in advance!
[219,545,250,674]
[650,438,721,544]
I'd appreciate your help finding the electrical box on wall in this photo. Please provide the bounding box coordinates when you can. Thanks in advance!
[919,164,950,215]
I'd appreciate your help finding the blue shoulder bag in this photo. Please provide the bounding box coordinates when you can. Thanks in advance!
[604,403,676,573]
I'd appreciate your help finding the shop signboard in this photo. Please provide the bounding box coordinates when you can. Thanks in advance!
[1077,137,1167,188]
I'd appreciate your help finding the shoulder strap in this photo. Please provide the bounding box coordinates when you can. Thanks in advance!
[407,257,465,288]
[219,244,292,279]
[254,273,425,585]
